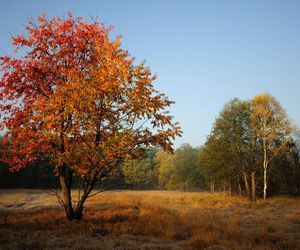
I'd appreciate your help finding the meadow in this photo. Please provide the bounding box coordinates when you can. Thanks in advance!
[0,190,300,249]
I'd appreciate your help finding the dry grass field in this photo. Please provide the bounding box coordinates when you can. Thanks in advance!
[0,190,300,249]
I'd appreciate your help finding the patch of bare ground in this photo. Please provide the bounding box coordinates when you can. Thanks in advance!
[0,190,300,249]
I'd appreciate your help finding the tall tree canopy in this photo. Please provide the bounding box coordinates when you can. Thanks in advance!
[199,99,253,195]
[199,94,296,200]
[0,13,181,220]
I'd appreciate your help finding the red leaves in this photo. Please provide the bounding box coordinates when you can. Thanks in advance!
[0,14,108,170]
[0,13,181,176]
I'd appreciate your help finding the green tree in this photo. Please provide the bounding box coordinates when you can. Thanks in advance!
[156,144,203,191]
[199,99,255,196]
[175,144,203,191]
[155,149,177,190]
[122,148,158,189]
[198,140,220,193]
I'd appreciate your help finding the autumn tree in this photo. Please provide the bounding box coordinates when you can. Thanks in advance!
[0,14,181,220]
[250,93,293,200]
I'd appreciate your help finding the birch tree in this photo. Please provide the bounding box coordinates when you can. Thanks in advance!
[250,93,293,200]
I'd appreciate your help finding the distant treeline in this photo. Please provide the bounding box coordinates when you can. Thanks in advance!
[0,159,59,189]
[0,144,204,191]
[1,141,299,198]
[0,158,123,190]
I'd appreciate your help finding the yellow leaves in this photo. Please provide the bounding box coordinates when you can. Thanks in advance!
[250,93,293,157]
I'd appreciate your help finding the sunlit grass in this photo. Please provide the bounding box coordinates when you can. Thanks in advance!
[0,190,300,249]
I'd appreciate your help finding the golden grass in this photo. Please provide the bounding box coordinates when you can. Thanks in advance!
[0,190,300,249]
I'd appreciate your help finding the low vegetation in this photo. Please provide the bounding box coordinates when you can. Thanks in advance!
[1,190,300,249]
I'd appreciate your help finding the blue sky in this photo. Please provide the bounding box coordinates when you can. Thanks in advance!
[1,0,300,148]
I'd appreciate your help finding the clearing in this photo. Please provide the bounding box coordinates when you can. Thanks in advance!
[0,190,300,249]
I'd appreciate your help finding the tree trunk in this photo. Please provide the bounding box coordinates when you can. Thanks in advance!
[243,171,250,198]
[251,171,256,202]
[263,148,268,200]
[238,176,242,197]
[228,180,232,196]
[221,180,225,192]
[73,181,96,220]
[210,178,215,193]
[59,173,74,220]
[74,199,85,220]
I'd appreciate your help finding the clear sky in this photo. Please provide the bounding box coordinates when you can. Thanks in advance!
[1,0,300,148]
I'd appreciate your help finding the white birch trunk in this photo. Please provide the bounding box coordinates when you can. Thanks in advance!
[263,148,268,200]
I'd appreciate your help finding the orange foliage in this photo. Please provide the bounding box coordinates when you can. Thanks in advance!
[0,13,182,179]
